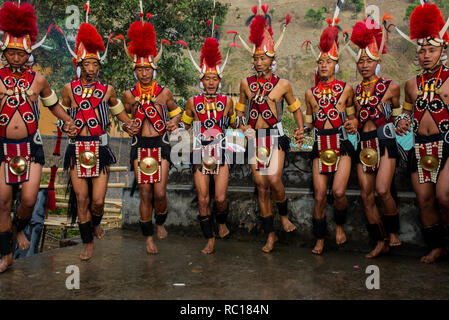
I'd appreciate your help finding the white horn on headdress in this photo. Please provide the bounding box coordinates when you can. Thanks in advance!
[440,17,449,40]
[394,26,417,46]
[155,40,170,64]
[221,33,238,73]
[31,24,54,51]
[331,0,345,26]
[100,33,114,63]
[274,14,291,52]
[237,34,253,54]
[85,0,90,24]
[54,25,77,59]
[177,41,202,73]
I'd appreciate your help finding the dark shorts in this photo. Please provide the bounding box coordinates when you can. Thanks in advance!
[130,135,171,172]
[357,129,399,165]
[0,132,45,166]
[310,128,355,160]
[64,135,116,174]
[408,133,449,174]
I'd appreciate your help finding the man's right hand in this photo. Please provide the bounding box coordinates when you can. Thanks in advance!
[242,125,256,139]
[395,119,411,136]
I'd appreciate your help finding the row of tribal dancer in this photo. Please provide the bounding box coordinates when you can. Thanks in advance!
[1,1,449,273]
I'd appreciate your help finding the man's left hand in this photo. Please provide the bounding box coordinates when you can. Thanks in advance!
[166,119,178,132]
[344,119,357,135]
[294,127,304,145]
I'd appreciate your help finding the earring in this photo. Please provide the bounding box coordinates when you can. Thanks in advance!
[375,64,381,76]
[271,60,277,72]
[334,63,339,74]
[76,66,82,79]
[199,82,204,90]
[153,70,157,79]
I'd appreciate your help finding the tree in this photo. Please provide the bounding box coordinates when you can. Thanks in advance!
[31,0,228,101]
[304,7,327,28]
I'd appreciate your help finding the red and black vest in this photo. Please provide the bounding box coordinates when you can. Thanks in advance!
[414,66,449,134]
[193,94,227,139]
[247,74,280,128]
[312,80,346,130]
[356,77,392,130]
[70,80,110,136]
[0,67,39,137]
[131,81,166,136]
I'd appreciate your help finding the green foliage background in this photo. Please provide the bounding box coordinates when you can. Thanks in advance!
[30,0,228,104]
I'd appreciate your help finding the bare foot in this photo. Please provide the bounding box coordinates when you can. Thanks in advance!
[312,239,325,255]
[335,225,347,245]
[94,225,105,240]
[156,225,168,240]
[389,233,402,247]
[201,238,215,254]
[80,242,95,261]
[420,248,447,264]
[262,232,278,253]
[16,231,30,251]
[218,224,230,238]
[280,216,297,232]
[365,241,390,258]
[146,236,158,254]
[0,254,13,273]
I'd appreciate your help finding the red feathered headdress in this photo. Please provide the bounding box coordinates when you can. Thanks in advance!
[0,1,37,53]
[351,18,385,61]
[74,23,105,65]
[200,37,222,76]
[410,3,449,46]
[318,20,340,61]
[127,21,157,69]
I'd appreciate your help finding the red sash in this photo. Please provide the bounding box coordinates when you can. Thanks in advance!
[131,82,166,135]
[414,66,449,134]
[357,78,392,129]
[137,147,162,183]
[75,140,100,178]
[361,137,380,173]
[247,74,280,128]
[312,80,346,130]
[3,142,31,185]
[71,80,108,136]
[0,67,38,137]
[317,133,340,174]
[415,140,443,184]
[194,94,226,135]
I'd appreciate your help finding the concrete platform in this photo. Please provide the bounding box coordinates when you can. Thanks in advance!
[1,230,448,300]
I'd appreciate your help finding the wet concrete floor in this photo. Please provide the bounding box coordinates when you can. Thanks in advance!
[1,229,448,300]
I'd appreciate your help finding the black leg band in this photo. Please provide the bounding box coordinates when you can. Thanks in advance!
[198,215,214,239]
[155,212,168,226]
[422,224,445,250]
[261,215,274,234]
[215,207,229,225]
[366,224,384,242]
[276,199,288,216]
[13,215,31,233]
[333,208,347,226]
[313,218,327,239]
[91,214,103,227]
[0,230,13,256]
[78,221,94,244]
[383,214,400,234]
[139,220,154,237]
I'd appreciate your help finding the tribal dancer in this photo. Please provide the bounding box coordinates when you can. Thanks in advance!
[119,6,180,254]
[59,2,137,261]
[0,1,76,273]
[179,30,235,254]
[348,14,402,258]
[233,2,304,253]
[303,4,356,255]
[395,2,449,263]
